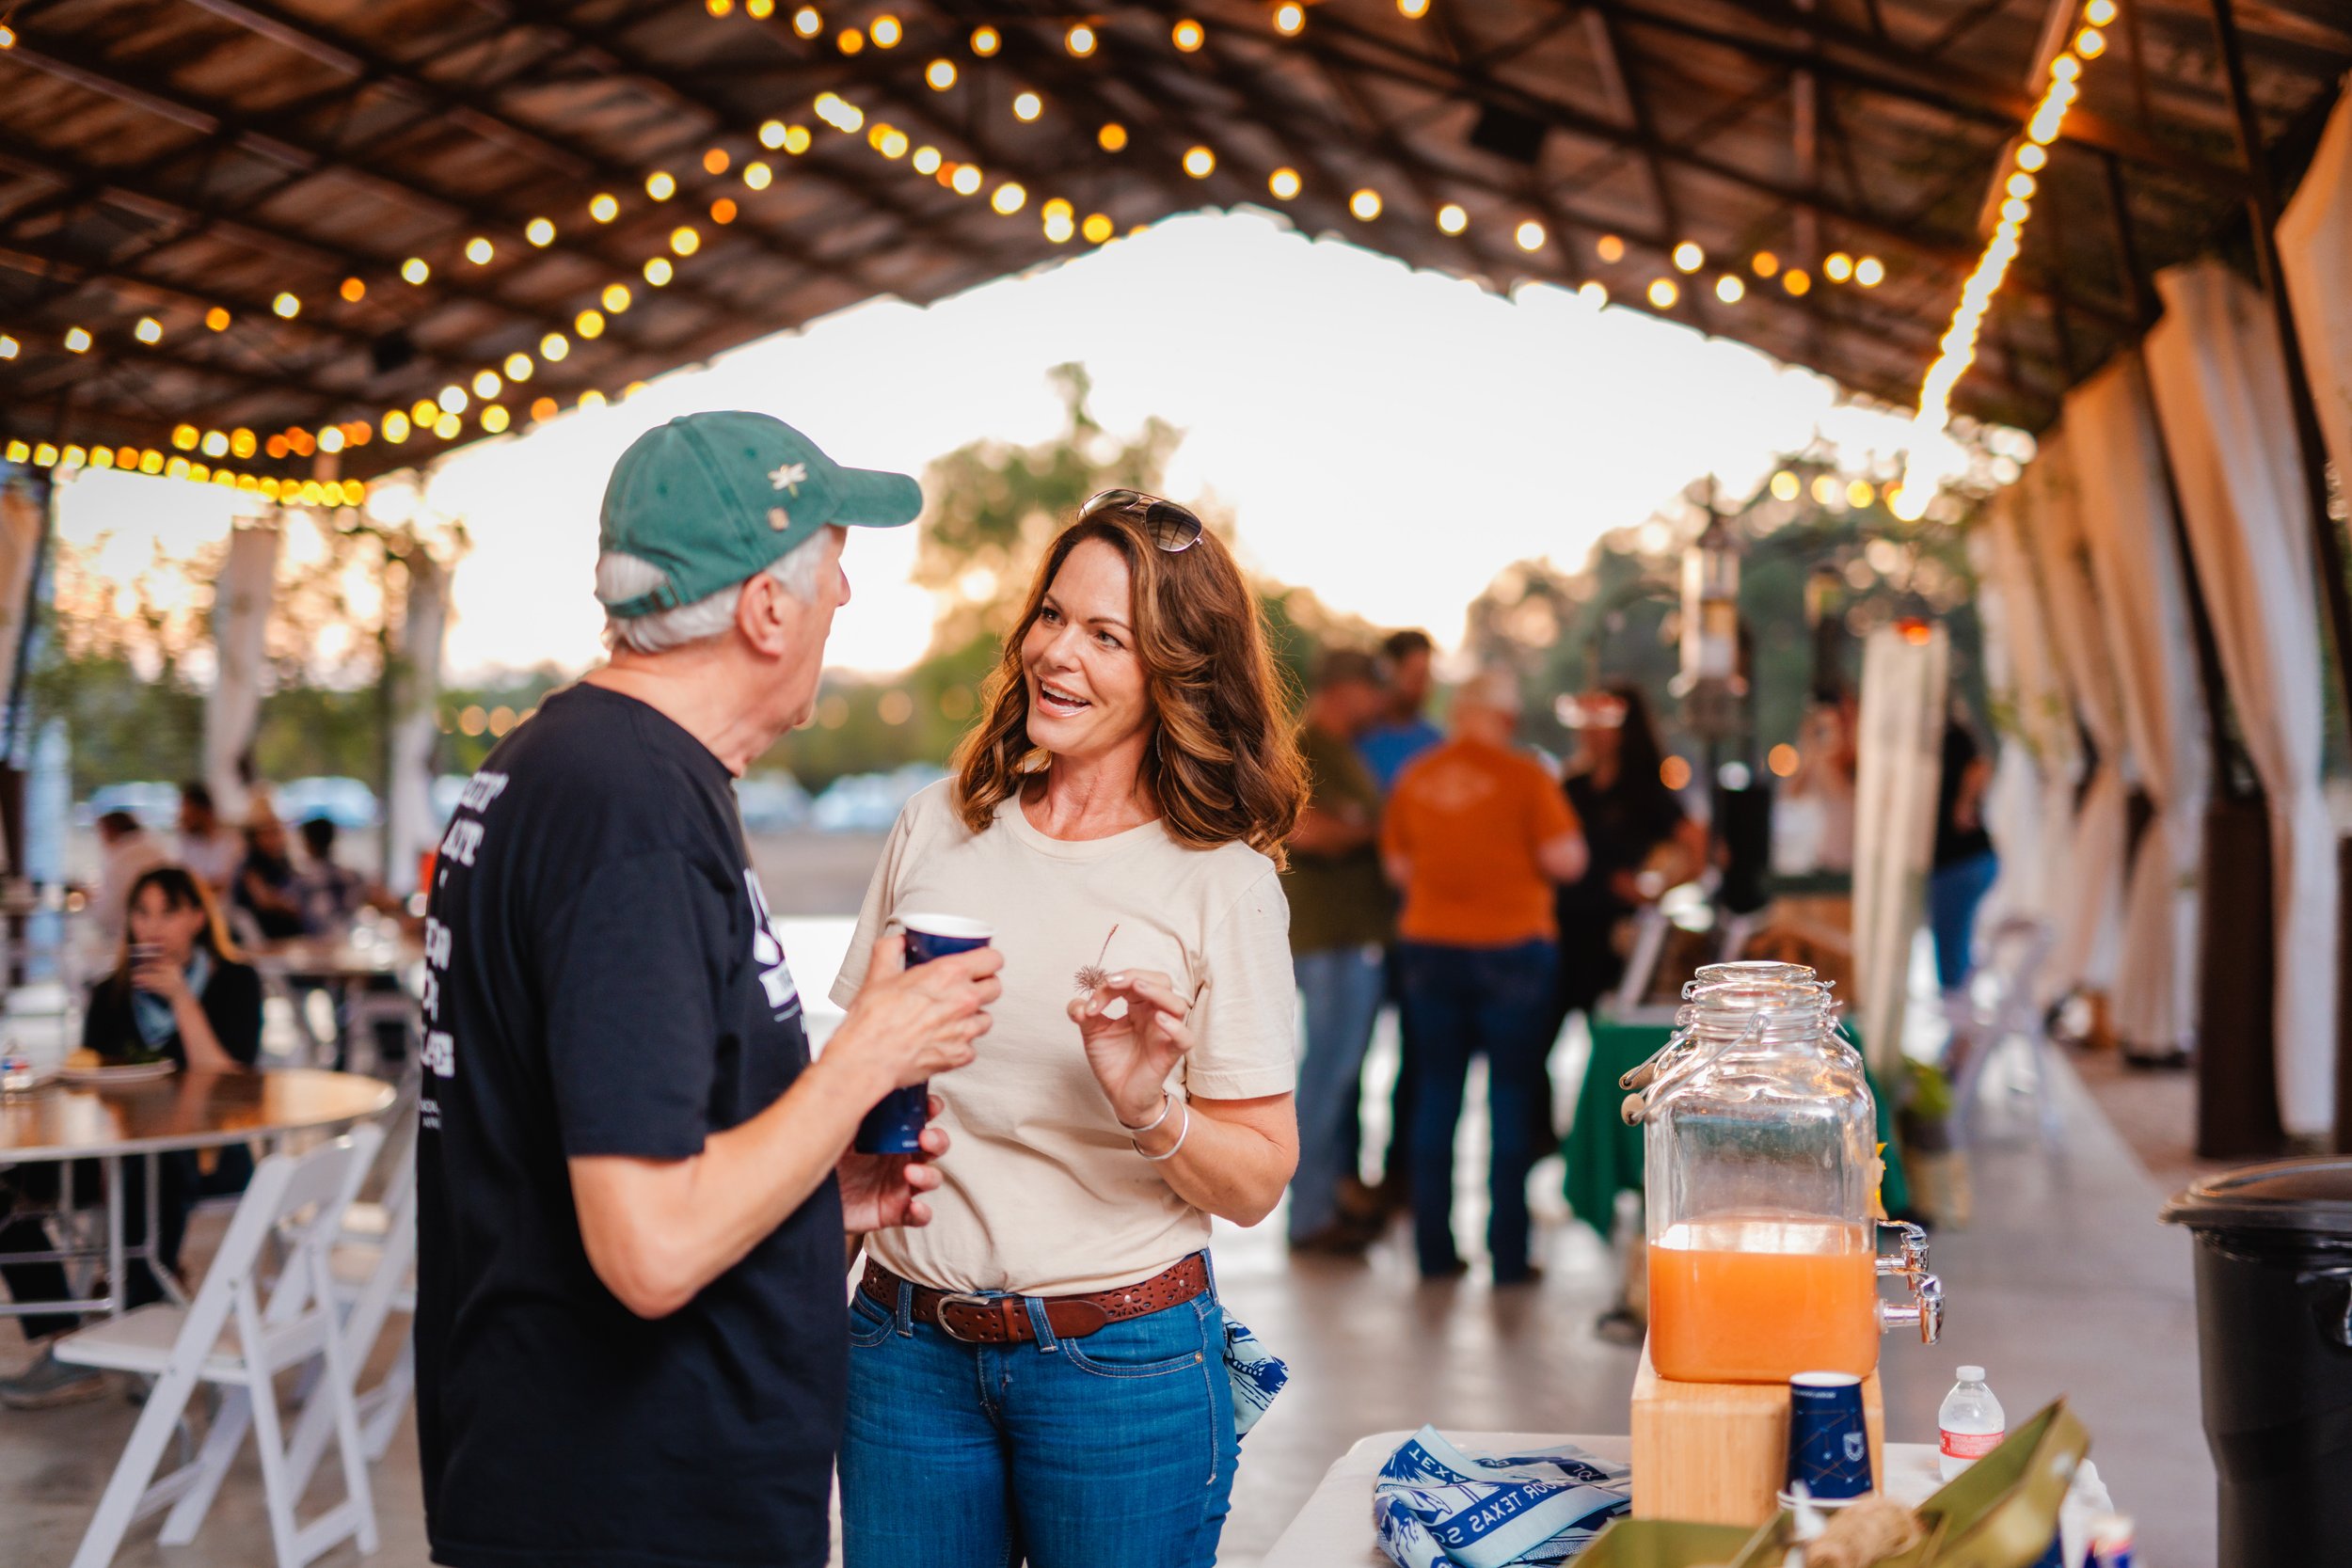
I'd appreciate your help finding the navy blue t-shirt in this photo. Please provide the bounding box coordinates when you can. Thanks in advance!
[415,682,843,1568]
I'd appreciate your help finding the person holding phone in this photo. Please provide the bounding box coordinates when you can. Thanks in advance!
[0,865,260,1407]
[832,494,1307,1568]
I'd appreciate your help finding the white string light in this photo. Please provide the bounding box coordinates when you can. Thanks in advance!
[1893,1,2108,519]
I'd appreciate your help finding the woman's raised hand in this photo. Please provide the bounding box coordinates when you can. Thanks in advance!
[1068,970,1194,1129]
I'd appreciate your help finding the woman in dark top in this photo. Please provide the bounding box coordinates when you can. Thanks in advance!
[232,810,309,942]
[1550,684,1708,1027]
[1929,715,1999,992]
[0,866,262,1407]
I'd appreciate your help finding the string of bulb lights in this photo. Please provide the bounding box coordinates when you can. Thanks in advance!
[764,7,1898,324]
[1890,0,2119,520]
[7,0,1913,504]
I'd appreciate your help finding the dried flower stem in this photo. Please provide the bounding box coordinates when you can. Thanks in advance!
[1074,924,1120,994]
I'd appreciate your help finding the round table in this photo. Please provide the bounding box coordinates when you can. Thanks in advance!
[0,1068,396,1319]
[253,935,424,1070]
[253,935,423,986]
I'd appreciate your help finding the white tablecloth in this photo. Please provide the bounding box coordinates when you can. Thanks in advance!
[1259,1431,1947,1568]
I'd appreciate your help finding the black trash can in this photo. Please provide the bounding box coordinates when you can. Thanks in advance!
[2161,1158,2352,1563]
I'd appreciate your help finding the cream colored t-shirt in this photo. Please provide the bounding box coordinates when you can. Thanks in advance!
[831,780,1296,1295]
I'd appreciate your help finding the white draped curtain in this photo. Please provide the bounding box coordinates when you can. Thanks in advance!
[2278,75,2352,496]
[205,522,282,821]
[1973,484,2085,1000]
[2145,259,2338,1139]
[2020,432,2131,998]
[386,554,449,896]
[2066,354,2209,1059]
[0,477,47,755]
[1852,623,1948,1079]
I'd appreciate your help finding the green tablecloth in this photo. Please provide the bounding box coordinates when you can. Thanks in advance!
[1562,1014,1912,1237]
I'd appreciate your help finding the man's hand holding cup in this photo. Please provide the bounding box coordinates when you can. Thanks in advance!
[827,915,998,1233]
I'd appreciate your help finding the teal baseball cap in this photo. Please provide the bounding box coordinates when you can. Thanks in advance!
[596,411,923,618]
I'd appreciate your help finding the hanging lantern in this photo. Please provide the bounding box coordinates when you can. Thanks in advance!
[1673,499,1745,736]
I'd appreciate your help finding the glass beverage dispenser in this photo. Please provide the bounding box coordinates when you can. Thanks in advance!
[1632,964,1942,1385]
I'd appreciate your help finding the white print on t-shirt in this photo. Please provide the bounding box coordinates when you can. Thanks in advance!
[743,871,801,1020]
[438,817,485,866]
[420,771,506,1130]
[421,915,456,1084]
[457,771,510,813]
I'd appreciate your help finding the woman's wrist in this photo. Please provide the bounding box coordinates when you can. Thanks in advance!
[1115,1088,1172,1132]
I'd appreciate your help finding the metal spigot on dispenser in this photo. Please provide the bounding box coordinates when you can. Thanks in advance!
[1623,962,1942,1384]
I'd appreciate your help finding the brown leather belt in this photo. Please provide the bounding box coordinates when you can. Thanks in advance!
[858,1254,1210,1345]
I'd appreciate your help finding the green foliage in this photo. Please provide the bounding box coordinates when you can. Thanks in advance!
[434,666,573,777]
[34,512,467,800]
[766,362,1364,790]
[1463,461,1989,767]
[911,363,1181,654]
[31,647,204,797]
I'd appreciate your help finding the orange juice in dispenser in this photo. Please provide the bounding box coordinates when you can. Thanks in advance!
[1629,962,1942,1385]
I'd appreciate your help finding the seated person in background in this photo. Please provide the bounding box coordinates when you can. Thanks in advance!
[0,867,262,1408]
[292,816,410,1068]
[91,809,170,949]
[176,782,241,895]
[232,804,308,942]
[293,816,386,935]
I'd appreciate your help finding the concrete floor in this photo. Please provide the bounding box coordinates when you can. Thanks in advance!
[2,983,2217,1567]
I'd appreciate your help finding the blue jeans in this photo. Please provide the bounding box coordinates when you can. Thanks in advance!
[1288,944,1386,1241]
[1398,940,1557,1280]
[840,1268,1239,1568]
[1929,850,1999,990]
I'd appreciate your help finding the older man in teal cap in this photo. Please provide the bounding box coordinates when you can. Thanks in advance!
[414,412,1004,1568]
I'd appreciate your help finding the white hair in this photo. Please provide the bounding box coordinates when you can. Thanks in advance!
[597,531,831,655]
[1457,667,1525,716]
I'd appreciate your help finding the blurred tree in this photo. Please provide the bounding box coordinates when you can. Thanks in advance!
[31,535,213,797]
[913,363,1181,654]
[35,509,468,801]
[768,362,1373,792]
[1464,460,1989,771]
[433,665,572,775]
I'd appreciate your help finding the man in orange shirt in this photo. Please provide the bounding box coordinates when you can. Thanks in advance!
[1382,670,1587,1283]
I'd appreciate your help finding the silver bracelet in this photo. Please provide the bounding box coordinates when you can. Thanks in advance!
[1120,1089,1176,1136]
[1137,1099,1191,1162]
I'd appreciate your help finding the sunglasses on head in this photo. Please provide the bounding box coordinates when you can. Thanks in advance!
[1555,694,1629,729]
[1080,488,1203,553]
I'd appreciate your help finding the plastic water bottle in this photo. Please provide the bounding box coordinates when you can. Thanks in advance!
[1938,1365,2006,1481]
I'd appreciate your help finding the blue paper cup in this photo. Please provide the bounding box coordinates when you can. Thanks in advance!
[852,913,993,1155]
[1788,1371,1873,1500]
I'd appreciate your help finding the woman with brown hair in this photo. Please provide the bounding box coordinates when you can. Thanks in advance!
[0,865,262,1406]
[832,491,1307,1568]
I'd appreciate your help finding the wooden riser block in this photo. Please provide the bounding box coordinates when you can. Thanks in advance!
[1629,1340,1885,1526]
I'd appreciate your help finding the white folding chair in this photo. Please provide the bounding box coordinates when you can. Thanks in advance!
[284,1105,419,1480]
[1948,916,2064,1152]
[53,1130,381,1568]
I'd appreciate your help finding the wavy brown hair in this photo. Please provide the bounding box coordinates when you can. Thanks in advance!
[951,510,1307,864]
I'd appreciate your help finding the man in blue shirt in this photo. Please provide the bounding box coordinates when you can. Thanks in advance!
[1358,629,1444,791]
[1354,629,1446,1217]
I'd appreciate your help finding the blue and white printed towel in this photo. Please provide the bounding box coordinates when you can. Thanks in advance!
[1373,1428,1632,1568]
[1221,1314,1287,1437]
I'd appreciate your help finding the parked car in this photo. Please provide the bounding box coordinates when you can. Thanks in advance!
[276,776,380,830]
[809,764,946,833]
[78,781,180,832]
[430,774,470,828]
[735,773,812,832]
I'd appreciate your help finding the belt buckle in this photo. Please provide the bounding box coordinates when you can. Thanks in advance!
[933,1292,1003,1343]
